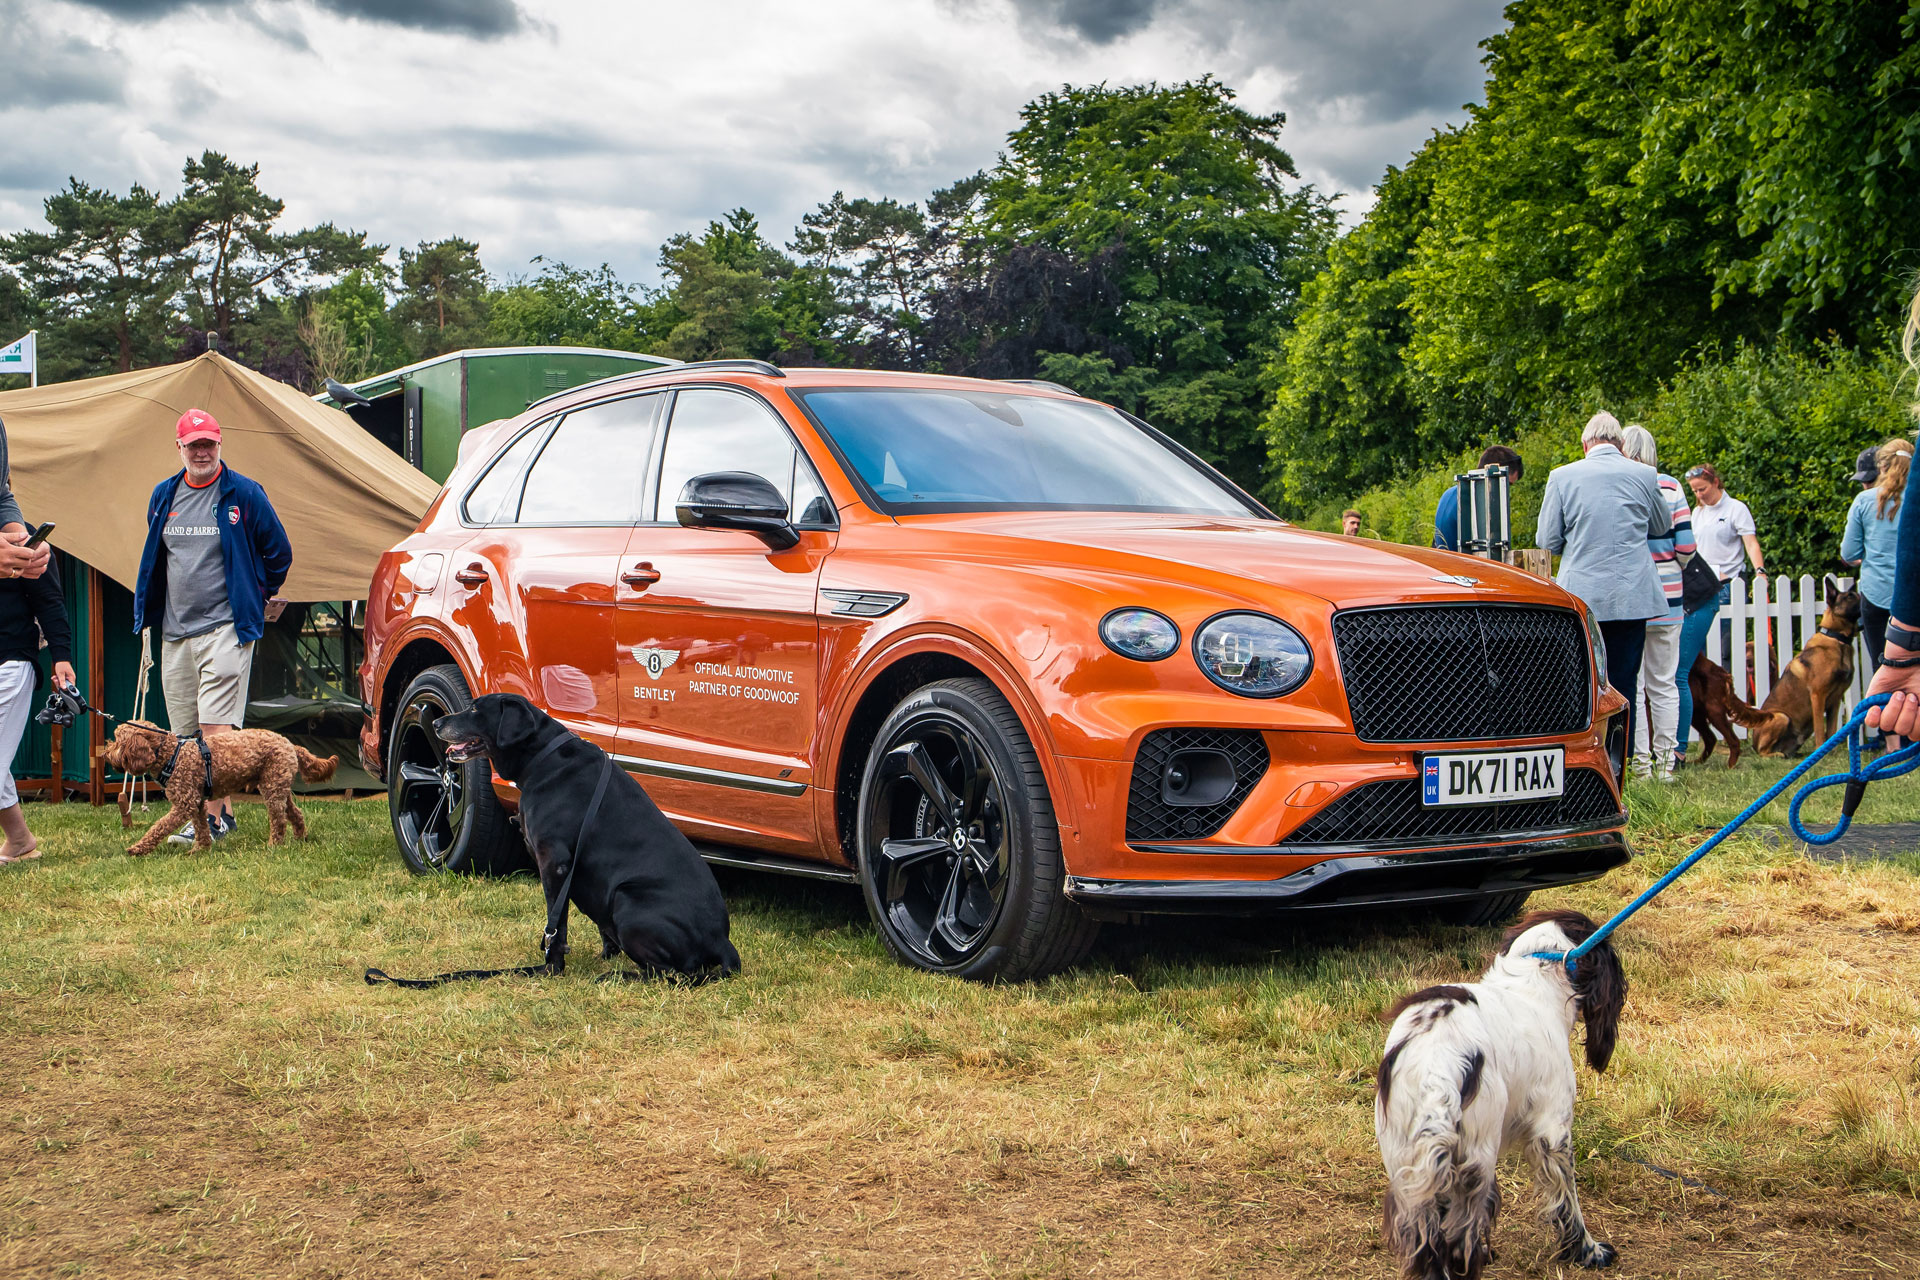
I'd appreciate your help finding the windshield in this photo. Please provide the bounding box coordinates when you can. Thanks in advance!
[790,388,1266,517]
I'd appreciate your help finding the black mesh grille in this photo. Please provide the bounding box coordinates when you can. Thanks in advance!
[1126,729,1269,842]
[1333,605,1590,742]
[1282,768,1621,846]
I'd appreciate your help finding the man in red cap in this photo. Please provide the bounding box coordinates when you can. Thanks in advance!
[133,408,292,844]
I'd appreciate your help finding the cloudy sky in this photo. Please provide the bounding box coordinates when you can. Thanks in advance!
[4,0,1507,285]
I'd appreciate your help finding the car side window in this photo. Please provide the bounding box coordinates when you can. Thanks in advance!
[654,388,819,522]
[462,422,548,525]
[519,393,662,525]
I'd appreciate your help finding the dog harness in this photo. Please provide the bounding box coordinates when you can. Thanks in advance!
[155,734,215,801]
[366,735,611,989]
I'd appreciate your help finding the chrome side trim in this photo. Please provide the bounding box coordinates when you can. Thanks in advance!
[821,588,909,617]
[612,753,808,797]
[692,842,859,883]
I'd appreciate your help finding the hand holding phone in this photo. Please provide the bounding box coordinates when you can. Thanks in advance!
[24,521,54,548]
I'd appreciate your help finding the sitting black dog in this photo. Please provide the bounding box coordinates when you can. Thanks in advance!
[434,693,740,982]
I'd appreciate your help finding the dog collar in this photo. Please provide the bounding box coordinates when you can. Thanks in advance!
[1817,626,1853,643]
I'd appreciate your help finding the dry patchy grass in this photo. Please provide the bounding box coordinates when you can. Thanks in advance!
[0,769,1916,1278]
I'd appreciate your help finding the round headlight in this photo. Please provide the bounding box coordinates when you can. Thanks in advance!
[1193,612,1312,697]
[1100,608,1180,661]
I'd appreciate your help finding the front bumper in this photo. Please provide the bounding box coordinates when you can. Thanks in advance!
[1065,830,1630,917]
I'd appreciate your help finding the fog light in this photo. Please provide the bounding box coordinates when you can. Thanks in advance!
[1161,749,1236,807]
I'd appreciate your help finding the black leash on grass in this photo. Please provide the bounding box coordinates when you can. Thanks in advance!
[365,740,607,989]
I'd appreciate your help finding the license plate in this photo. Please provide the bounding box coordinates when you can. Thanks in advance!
[1421,747,1564,807]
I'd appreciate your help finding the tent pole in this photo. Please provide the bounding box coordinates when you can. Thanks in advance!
[88,566,104,806]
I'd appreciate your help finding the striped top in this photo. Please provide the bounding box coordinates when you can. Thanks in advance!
[1648,472,1695,626]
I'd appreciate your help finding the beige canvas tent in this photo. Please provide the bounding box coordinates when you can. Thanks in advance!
[0,353,441,803]
[0,351,439,599]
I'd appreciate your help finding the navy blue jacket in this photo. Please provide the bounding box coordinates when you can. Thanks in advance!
[134,465,292,645]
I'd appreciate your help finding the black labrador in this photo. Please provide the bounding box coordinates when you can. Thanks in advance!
[435,693,740,982]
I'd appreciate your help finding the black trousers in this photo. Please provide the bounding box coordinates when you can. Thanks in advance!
[1861,596,1890,671]
[1600,620,1649,756]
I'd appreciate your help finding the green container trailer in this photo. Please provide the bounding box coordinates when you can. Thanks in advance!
[317,346,675,482]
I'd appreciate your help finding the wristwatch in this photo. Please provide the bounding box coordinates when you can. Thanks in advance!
[1887,621,1920,653]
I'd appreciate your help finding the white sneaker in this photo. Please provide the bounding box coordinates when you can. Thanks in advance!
[167,823,198,845]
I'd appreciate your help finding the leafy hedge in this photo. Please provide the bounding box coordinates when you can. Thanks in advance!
[1303,342,1915,579]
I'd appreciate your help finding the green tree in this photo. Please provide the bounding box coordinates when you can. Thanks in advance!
[1263,135,1455,510]
[299,269,407,386]
[486,258,651,350]
[0,179,181,378]
[395,237,489,358]
[1641,0,1920,335]
[966,78,1336,487]
[168,151,385,342]
[650,209,842,363]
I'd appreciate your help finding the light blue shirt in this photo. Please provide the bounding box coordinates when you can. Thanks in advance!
[1841,486,1900,608]
[1536,444,1673,622]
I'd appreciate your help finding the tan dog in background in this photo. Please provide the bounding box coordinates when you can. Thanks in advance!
[103,721,338,855]
[1726,580,1862,757]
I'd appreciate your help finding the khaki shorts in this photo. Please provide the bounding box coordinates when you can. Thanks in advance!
[162,624,254,736]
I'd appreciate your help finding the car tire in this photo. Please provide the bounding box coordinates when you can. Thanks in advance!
[387,663,528,877]
[1442,890,1531,927]
[856,677,1098,982]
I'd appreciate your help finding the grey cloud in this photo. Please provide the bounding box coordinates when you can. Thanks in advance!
[1017,0,1161,43]
[68,0,526,37]
[0,4,127,107]
[315,0,522,37]
[998,0,1500,121]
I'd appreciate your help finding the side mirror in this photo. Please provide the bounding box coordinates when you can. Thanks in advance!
[675,471,799,551]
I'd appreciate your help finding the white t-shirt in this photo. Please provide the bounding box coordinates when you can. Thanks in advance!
[1693,493,1756,581]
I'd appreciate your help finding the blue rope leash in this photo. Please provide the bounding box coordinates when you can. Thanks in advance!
[1532,693,1920,972]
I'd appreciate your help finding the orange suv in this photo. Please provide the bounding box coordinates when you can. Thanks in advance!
[360,361,1630,980]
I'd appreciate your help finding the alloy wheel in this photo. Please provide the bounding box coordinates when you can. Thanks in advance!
[866,715,1011,967]
[392,687,471,872]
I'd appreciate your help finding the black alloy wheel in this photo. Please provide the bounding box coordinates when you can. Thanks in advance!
[388,664,527,877]
[856,677,1097,982]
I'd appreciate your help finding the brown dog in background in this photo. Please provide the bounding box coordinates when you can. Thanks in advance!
[1688,643,1779,769]
[103,721,338,855]
[1724,580,1862,757]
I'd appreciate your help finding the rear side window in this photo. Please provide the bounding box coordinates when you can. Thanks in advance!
[519,393,662,524]
[462,423,547,525]
[652,388,828,523]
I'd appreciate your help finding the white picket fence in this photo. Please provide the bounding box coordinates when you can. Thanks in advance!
[1701,574,1873,737]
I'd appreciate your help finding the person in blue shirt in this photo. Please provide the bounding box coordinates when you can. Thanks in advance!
[1434,446,1525,551]
[133,409,292,843]
[1842,439,1911,671]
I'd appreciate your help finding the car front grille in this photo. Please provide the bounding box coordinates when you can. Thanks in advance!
[1125,728,1269,842]
[1332,605,1590,742]
[1281,768,1622,846]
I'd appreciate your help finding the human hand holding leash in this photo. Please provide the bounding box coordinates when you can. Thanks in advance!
[1865,622,1920,741]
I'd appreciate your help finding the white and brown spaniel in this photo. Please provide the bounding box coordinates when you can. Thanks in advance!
[1375,909,1627,1279]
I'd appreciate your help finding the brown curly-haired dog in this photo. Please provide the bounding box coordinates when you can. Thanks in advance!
[103,721,338,855]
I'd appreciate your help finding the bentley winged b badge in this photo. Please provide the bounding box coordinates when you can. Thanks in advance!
[632,647,681,680]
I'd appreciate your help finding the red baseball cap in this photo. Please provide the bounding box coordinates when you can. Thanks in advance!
[176,408,221,444]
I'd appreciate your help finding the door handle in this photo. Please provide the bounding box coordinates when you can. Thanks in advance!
[453,563,489,587]
[622,562,662,588]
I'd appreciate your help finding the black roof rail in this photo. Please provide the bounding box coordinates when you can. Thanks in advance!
[525,358,786,411]
[999,378,1080,396]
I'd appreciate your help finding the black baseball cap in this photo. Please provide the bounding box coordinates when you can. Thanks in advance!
[1855,447,1880,484]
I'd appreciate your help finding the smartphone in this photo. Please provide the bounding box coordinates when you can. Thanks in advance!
[23,521,53,548]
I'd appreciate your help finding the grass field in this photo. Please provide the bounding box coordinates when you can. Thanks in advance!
[2,756,1917,1279]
